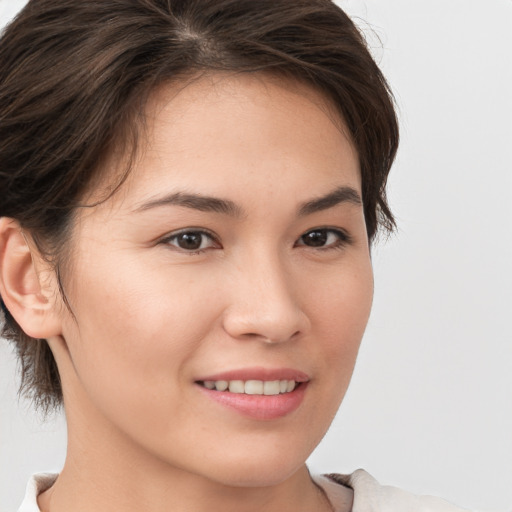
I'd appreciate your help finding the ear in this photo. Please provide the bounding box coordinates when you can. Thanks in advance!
[0,217,63,339]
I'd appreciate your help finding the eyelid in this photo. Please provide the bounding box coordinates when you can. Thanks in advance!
[295,227,352,249]
[159,227,221,252]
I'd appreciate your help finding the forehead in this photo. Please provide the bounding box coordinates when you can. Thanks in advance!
[147,72,350,139]
[88,72,360,210]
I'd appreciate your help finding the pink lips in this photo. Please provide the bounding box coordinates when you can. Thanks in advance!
[195,367,310,421]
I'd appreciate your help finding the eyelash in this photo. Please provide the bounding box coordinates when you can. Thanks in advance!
[159,229,220,255]
[160,227,352,254]
[294,228,352,251]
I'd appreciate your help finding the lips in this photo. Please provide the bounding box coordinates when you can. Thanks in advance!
[195,367,309,420]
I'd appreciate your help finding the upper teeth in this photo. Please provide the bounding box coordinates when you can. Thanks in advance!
[202,380,296,395]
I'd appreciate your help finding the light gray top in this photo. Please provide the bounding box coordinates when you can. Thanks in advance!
[314,470,471,512]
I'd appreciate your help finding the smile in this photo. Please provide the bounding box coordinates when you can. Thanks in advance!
[200,379,297,395]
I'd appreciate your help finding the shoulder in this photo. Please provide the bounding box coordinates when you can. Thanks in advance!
[17,473,57,512]
[313,469,472,512]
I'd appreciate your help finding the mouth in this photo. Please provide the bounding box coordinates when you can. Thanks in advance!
[195,369,309,420]
[198,379,298,395]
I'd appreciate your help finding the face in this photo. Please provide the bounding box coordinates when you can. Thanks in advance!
[52,73,373,487]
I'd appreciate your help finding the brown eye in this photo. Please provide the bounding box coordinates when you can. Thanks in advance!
[297,228,349,249]
[301,230,328,247]
[164,230,218,252]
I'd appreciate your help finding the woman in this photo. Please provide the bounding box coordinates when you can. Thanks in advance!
[0,1,469,511]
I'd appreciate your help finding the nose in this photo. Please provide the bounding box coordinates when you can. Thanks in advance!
[222,252,310,344]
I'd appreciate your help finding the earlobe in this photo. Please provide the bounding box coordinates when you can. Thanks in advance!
[0,217,62,339]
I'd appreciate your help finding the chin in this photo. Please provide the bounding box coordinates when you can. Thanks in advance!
[209,461,304,489]
[186,437,316,489]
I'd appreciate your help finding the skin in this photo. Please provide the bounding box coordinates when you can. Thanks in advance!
[1,73,373,512]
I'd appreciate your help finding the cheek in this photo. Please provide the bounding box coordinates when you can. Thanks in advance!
[59,256,223,425]
[308,254,373,345]
[304,256,373,404]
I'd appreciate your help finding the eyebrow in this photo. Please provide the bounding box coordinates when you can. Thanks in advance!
[134,185,361,217]
[298,186,362,216]
[134,192,243,217]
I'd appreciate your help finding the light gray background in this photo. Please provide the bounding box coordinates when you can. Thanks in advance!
[1,0,511,511]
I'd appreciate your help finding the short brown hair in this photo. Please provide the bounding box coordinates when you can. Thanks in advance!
[0,0,399,412]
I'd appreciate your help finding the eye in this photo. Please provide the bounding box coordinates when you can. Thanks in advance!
[296,228,350,250]
[162,229,219,253]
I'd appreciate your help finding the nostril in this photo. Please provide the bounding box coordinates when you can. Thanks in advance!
[264,330,301,343]
[239,330,302,344]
